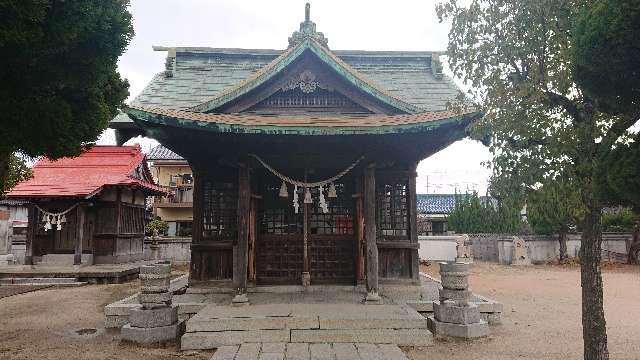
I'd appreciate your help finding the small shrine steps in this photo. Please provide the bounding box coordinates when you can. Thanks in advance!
[180,303,433,350]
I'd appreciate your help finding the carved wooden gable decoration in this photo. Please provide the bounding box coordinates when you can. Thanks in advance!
[212,50,408,115]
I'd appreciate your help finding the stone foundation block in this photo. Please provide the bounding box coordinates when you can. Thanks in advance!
[121,323,180,344]
[440,274,469,290]
[140,263,171,276]
[427,316,489,339]
[433,301,480,325]
[481,312,502,325]
[439,288,472,302]
[129,305,178,328]
[138,292,172,308]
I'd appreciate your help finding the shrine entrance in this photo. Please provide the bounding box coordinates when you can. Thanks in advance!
[255,174,357,285]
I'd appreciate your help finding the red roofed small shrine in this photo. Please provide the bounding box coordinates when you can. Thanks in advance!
[7,146,164,266]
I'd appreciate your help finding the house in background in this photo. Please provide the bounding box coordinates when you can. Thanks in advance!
[6,145,164,265]
[147,145,193,237]
[416,194,457,235]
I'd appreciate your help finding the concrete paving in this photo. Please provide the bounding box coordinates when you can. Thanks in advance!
[210,342,409,360]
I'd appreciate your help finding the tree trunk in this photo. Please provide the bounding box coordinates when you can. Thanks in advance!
[580,206,609,360]
[559,230,568,261]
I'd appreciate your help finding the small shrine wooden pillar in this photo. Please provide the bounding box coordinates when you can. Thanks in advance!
[73,204,86,265]
[233,162,250,304]
[408,166,420,280]
[364,163,380,302]
[25,204,36,266]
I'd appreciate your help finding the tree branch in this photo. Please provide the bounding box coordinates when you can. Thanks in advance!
[544,91,582,121]
[600,109,640,150]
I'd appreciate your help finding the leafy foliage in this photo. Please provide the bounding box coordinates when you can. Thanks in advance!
[448,193,523,233]
[596,135,640,209]
[0,0,133,192]
[601,207,637,232]
[527,179,583,235]
[2,154,33,195]
[436,0,639,357]
[572,0,640,114]
[145,218,168,237]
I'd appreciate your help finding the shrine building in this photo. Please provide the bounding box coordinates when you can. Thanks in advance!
[113,4,479,302]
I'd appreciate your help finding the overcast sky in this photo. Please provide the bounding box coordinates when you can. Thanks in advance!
[98,0,492,194]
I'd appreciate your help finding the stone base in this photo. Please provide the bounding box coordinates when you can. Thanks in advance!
[129,305,178,328]
[456,257,472,263]
[439,288,472,302]
[231,293,249,306]
[138,291,172,309]
[0,254,15,267]
[364,291,382,305]
[301,272,311,287]
[121,323,180,344]
[433,300,480,324]
[427,316,489,339]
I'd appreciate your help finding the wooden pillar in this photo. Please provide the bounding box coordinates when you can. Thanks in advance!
[233,162,250,304]
[364,164,380,302]
[408,167,420,280]
[190,168,203,282]
[115,188,122,258]
[74,204,85,265]
[25,203,36,265]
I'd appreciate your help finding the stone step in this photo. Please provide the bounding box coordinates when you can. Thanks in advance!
[209,343,410,360]
[0,277,86,286]
[181,328,433,350]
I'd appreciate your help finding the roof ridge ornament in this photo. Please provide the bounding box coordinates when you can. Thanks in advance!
[288,3,328,48]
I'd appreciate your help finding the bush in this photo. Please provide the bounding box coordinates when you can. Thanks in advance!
[145,218,168,236]
[448,192,524,234]
[602,207,636,232]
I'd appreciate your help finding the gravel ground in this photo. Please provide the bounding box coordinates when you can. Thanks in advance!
[408,261,640,360]
[0,263,637,359]
[0,285,52,299]
[0,271,211,360]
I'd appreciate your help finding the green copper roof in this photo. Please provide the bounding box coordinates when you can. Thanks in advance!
[188,38,421,114]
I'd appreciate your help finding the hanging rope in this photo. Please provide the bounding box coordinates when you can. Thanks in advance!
[35,203,79,231]
[249,153,364,214]
[249,154,363,188]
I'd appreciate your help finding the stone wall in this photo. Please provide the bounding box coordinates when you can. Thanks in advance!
[419,233,632,263]
[143,237,191,264]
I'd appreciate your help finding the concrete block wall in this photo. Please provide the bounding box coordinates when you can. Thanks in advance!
[143,237,191,264]
[419,233,632,264]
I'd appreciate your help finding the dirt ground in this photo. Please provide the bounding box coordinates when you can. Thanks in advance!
[409,261,640,360]
[0,263,638,359]
[0,268,212,360]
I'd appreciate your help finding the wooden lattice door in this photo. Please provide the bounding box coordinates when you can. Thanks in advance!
[309,182,356,284]
[256,181,304,285]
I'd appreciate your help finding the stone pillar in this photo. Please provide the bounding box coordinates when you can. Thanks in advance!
[121,262,180,344]
[364,164,381,304]
[455,234,473,263]
[427,262,489,338]
[511,236,531,265]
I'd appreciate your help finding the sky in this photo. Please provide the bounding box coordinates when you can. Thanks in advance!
[98,0,492,194]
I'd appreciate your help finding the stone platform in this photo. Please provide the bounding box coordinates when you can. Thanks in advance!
[181,303,432,350]
[0,261,151,284]
[211,342,409,360]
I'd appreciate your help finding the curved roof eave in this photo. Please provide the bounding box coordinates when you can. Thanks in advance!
[126,106,480,136]
[187,38,422,114]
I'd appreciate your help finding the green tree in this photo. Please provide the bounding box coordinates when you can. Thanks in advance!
[436,1,638,358]
[2,154,33,195]
[527,178,583,260]
[572,0,640,115]
[448,192,522,234]
[0,0,133,195]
